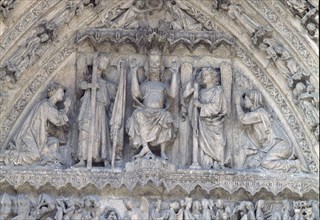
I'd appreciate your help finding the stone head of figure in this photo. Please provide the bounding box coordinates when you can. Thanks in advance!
[216,199,224,209]
[201,67,219,86]
[192,200,201,212]
[274,45,286,55]
[255,200,265,209]
[104,208,119,220]
[147,49,162,81]
[201,199,209,209]
[0,193,12,218]
[294,82,307,95]
[169,201,180,212]
[245,202,254,211]
[40,33,50,43]
[108,211,118,220]
[135,0,145,9]
[47,83,65,102]
[307,23,317,32]
[85,197,98,209]
[83,198,90,208]
[220,3,229,11]
[244,89,264,111]
[97,55,110,74]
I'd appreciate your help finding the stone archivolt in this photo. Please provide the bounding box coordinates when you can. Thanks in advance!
[0,0,319,219]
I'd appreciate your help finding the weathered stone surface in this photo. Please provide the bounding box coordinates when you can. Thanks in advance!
[0,0,318,219]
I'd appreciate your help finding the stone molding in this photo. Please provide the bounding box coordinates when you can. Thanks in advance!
[0,166,318,196]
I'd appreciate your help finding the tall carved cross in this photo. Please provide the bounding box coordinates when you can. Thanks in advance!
[87,53,99,169]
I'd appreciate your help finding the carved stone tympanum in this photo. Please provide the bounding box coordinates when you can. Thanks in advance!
[0,0,318,219]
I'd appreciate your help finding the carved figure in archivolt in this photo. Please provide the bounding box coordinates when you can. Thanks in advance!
[295,83,319,137]
[235,89,306,172]
[0,83,71,166]
[259,38,310,85]
[191,67,228,169]
[220,3,270,44]
[306,22,319,43]
[0,0,15,19]
[5,28,50,80]
[164,0,203,30]
[126,49,178,160]
[111,0,151,29]
[107,0,164,29]
[286,0,308,15]
[75,55,121,167]
[44,1,78,41]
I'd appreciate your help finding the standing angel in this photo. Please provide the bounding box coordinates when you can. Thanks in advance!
[0,83,71,166]
[126,49,178,160]
[192,67,228,169]
[75,55,119,167]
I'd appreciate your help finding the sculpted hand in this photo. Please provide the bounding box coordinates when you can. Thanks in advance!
[118,57,126,68]
[193,99,201,108]
[79,81,89,90]
[64,97,72,113]
[130,58,139,70]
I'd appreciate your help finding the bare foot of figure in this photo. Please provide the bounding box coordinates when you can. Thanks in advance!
[161,152,168,161]
[73,160,86,167]
[133,146,151,160]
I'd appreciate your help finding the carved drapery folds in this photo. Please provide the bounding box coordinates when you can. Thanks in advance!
[0,0,318,213]
[220,2,272,45]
